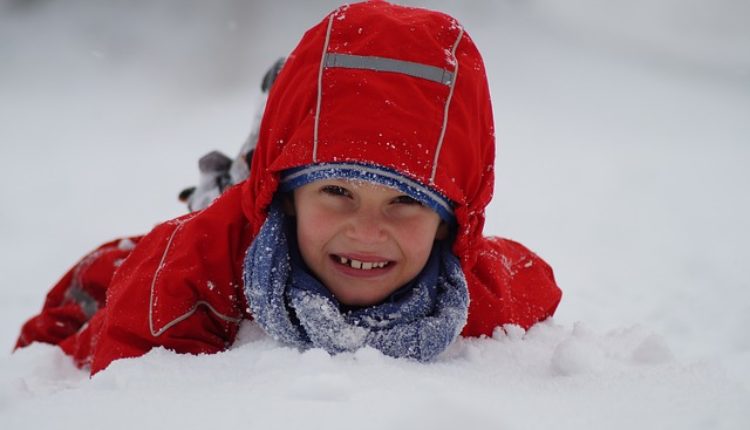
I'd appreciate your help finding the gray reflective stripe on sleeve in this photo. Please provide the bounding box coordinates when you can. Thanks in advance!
[64,286,99,319]
[430,26,464,183]
[64,246,114,319]
[324,53,455,86]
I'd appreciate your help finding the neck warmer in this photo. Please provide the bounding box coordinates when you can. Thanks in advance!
[243,202,469,361]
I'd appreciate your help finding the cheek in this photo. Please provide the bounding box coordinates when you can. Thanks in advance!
[295,206,337,257]
[395,217,440,258]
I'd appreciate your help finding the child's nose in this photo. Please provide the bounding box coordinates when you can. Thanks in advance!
[346,211,388,244]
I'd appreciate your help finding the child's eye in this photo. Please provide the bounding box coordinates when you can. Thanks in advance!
[321,185,351,198]
[392,195,423,206]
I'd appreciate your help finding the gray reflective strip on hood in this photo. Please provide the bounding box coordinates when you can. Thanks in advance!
[324,53,454,86]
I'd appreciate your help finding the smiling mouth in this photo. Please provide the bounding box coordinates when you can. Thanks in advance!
[331,255,393,271]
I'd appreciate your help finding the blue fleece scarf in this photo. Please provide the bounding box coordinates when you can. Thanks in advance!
[243,202,469,361]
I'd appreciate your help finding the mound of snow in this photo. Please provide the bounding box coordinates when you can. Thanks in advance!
[2,321,747,430]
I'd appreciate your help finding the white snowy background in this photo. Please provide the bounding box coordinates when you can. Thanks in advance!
[1,0,749,428]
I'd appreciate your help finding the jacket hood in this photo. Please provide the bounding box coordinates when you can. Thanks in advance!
[242,0,495,270]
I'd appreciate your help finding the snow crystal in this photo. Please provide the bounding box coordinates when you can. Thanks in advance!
[117,238,135,251]
[494,323,526,341]
[335,5,348,21]
[444,48,456,66]
[294,292,369,351]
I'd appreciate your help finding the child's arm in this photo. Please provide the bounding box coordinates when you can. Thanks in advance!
[17,185,250,374]
[80,186,250,374]
[15,237,142,350]
[461,237,562,337]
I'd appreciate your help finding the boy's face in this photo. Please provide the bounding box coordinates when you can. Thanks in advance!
[291,178,447,306]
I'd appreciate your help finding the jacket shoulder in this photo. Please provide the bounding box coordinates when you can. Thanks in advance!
[462,236,561,336]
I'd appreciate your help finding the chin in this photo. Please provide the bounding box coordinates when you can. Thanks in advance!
[335,294,379,307]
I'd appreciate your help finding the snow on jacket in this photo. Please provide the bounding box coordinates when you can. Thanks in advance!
[16,1,561,374]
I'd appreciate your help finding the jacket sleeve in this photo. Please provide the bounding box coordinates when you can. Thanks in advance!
[15,237,141,350]
[79,186,250,374]
[461,236,562,337]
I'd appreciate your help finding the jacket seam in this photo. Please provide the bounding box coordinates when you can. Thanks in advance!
[313,11,336,163]
[430,26,464,183]
[148,219,241,338]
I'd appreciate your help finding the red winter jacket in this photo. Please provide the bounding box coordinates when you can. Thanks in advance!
[16,1,561,374]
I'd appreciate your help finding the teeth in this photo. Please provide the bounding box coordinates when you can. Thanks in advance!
[337,256,388,270]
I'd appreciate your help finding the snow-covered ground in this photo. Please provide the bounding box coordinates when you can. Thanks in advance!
[1,1,748,428]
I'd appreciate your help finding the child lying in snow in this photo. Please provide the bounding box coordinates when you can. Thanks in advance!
[15,1,561,374]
